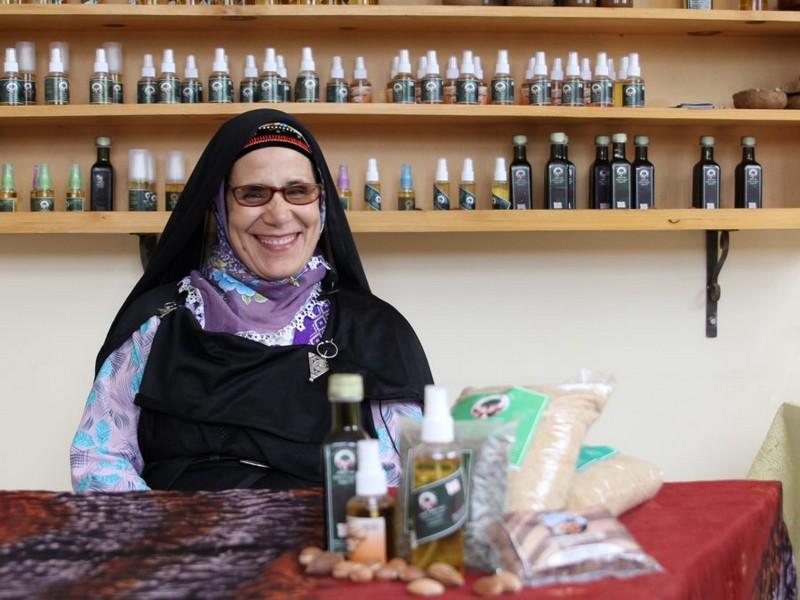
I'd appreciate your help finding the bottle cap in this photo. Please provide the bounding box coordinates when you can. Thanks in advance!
[300,46,315,72]
[4,48,19,74]
[460,50,475,75]
[353,55,368,80]
[141,53,155,78]
[595,135,610,145]
[397,49,412,75]
[473,55,484,81]
[612,133,628,143]
[513,134,527,146]
[594,52,609,77]
[581,57,592,81]
[212,47,228,73]
[48,47,65,74]
[15,42,35,74]
[425,50,439,76]
[565,51,580,77]
[241,54,257,79]
[606,57,616,81]
[634,135,649,146]
[50,42,70,74]
[355,439,388,497]
[551,57,564,81]
[38,163,52,191]
[618,55,629,80]
[741,136,756,147]
[461,157,474,183]
[533,51,548,77]
[495,49,510,75]
[337,164,350,190]
[128,149,148,182]
[525,56,535,80]
[445,55,459,79]
[700,135,715,146]
[564,134,570,145]
[390,55,399,79]
[93,48,109,74]
[103,42,122,75]
[96,136,111,147]
[421,385,454,444]
[146,150,155,184]
[263,48,278,74]
[165,150,185,183]
[400,163,413,189]
[68,163,81,190]
[328,373,364,403]
[417,55,428,80]
[161,48,176,75]
[494,157,507,182]
[550,131,567,144]
[435,157,448,181]
[627,52,641,77]
[1,163,13,192]
[184,54,198,79]
[366,157,379,182]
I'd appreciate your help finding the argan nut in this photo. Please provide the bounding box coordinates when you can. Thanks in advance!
[400,565,426,582]
[407,577,446,596]
[427,562,464,587]
[472,576,504,597]
[298,546,323,566]
[495,570,523,593]
[375,565,399,581]
[388,557,408,570]
[349,564,374,583]
[305,551,343,576]
[332,560,359,580]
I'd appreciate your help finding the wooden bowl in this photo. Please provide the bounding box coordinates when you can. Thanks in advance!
[732,88,788,109]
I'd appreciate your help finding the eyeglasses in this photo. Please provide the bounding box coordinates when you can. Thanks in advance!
[228,183,322,207]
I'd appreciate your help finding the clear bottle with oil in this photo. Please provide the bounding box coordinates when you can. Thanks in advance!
[65,163,85,212]
[622,53,645,108]
[444,56,458,105]
[420,50,443,105]
[415,55,427,104]
[103,42,124,104]
[590,52,613,107]
[392,49,416,104]
[610,133,632,209]
[459,158,477,210]
[581,57,592,106]
[614,56,628,108]
[409,385,466,571]
[590,135,612,209]
[208,48,233,104]
[346,439,395,565]
[433,158,450,211]
[323,373,369,554]
[0,164,17,212]
[474,55,488,105]
[520,56,534,105]
[326,56,349,104]
[337,164,352,210]
[15,42,36,105]
[545,132,570,210]
[693,136,721,209]
[365,158,382,211]
[561,52,584,107]
[510,135,533,209]
[735,136,762,208]
[455,50,479,105]
[529,51,551,107]
[277,54,292,102]
[350,56,372,103]
[550,57,564,106]
[632,136,655,209]
[386,56,398,104]
[159,49,181,104]
[45,47,70,105]
[181,55,203,103]
[295,47,320,103]
[31,163,55,212]
[492,157,511,209]
[137,53,158,104]
[398,163,416,211]
[165,150,185,211]
[240,54,260,103]
[258,49,281,103]
[1,48,23,106]
[491,49,515,105]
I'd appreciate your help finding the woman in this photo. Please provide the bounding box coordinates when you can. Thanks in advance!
[70,110,432,492]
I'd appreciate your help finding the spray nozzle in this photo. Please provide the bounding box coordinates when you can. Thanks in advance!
[337,164,351,190]
[212,48,228,73]
[184,54,198,79]
[353,56,368,80]
[400,163,413,189]
[460,50,474,75]
[461,157,475,183]
[300,46,316,72]
[93,48,109,74]
[495,49,510,75]
[330,55,344,79]
[161,48,176,74]
[141,53,156,78]
[421,385,454,444]
[244,54,258,78]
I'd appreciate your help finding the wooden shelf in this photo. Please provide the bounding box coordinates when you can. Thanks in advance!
[2,104,799,128]
[0,5,799,36]
[3,209,800,234]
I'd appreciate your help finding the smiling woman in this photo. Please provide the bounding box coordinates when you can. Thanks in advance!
[69,110,433,493]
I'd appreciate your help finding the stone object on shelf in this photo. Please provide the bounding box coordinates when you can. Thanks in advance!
[732,88,788,109]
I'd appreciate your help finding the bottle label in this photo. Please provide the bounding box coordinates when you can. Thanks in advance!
[349,83,373,104]
[295,75,320,103]
[634,166,654,209]
[31,196,55,212]
[129,188,157,211]
[491,76,515,105]
[547,164,568,209]
[510,166,532,209]
[561,80,584,106]
[365,184,382,211]
[459,187,476,210]
[0,198,15,212]
[347,516,387,564]
[421,78,444,104]
[90,77,112,104]
[137,81,157,104]
[45,76,70,105]
[622,81,645,107]
[744,166,762,208]
[492,188,511,210]
[258,74,281,103]
[410,466,468,546]
[455,79,479,105]
[66,193,85,212]
[702,165,720,208]
[399,194,416,211]
[158,77,179,104]
[592,165,611,209]
[21,75,36,105]
[433,184,450,210]
[612,164,632,209]
[181,81,203,103]
[326,81,349,104]
[166,191,181,211]
[529,80,551,106]
[111,80,124,104]
[324,441,359,554]
[240,81,259,103]
[0,78,22,105]
[392,78,416,104]
[590,79,613,106]
[208,75,233,103]
[687,0,712,7]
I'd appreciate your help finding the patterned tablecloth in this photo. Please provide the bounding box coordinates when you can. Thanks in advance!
[0,481,795,599]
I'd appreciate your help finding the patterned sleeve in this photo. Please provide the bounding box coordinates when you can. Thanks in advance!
[371,400,423,487]
[70,316,160,492]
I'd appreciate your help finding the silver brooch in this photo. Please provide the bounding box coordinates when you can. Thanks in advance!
[308,352,329,382]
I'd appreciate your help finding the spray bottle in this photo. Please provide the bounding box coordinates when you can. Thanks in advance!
[65,164,85,211]
[240,54,259,103]
[474,55,488,105]
[337,164,352,210]
[456,50,478,105]
[158,49,180,104]
[15,42,35,105]
[444,56,458,105]
[492,157,510,209]
[32,163,54,212]
[128,149,151,211]
[45,47,70,105]
[529,51,551,106]
[326,56,348,103]
[349,56,372,103]
[614,55,628,108]
[137,53,157,104]
[103,42,124,104]
[521,56,534,105]
[420,50,443,104]
[550,56,563,106]
[181,55,203,103]
[459,158,477,210]
[415,55,427,104]
[1,48,22,106]
[295,47,320,103]
[0,164,17,212]
[277,54,292,102]
[398,163,416,211]
[208,48,233,104]
[365,158,382,211]
[562,52,583,106]
[580,57,592,106]
[258,49,281,103]
[591,52,613,107]
[491,49,514,105]
[433,158,450,210]
[165,150,185,211]
[392,49,415,104]
[622,52,645,108]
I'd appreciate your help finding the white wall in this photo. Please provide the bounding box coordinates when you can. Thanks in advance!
[1,230,799,490]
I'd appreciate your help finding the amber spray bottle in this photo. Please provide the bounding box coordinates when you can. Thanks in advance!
[492,157,511,209]
[349,56,372,103]
[365,158,382,211]
[459,158,477,210]
[433,158,451,210]
[392,49,415,104]
[398,164,416,211]
[258,48,280,103]
[444,56,458,105]
[529,51,551,107]
[491,49,514,105]
[295,47,320,103]
[420,50,443,105]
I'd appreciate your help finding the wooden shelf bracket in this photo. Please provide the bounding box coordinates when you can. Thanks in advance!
[706,230,730,338]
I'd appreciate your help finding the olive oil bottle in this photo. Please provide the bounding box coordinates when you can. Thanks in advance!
[693,136,721,209]
[590,135,612,209]
[610,133,632,209]
[632,136,655,209]
[510,135,533,209]
[545,132,570,210]
[735,136,762,209]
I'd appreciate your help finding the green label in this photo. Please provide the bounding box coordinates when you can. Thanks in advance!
[240,81,259,103]
[258,75,281,103]
[45,76,70,105]
[613,164,632,208]
[21,75,35,104]
[491,76,515,104]
[326,81,349,104]
[421,77,444,103]
[702,165,720,208]
[137,81,158,104]
[365,184,382,211]
[129,188,157,211]
[561,80,584,106]
[158,77,179,104]
[295,75,320,103]
[492,191,511,210]
[410,467,468,545]
[66,193,85,212]
[529,79,551,106]
[392,78,415,104]
[548,164,569,209]
[0,198,16,212]
[577,446,618,471]
[208,75,233,103]
[459,187,476,210]
[453,387,550,468]
[166,191,181,211]
[591,79,613,106]
[111,80,124,104]
[622,81,645,107]
[433,184,450,210]
[323,441,358,554]
[181,80,203,103]
[455,78,479,105]
[31,196,55,212]
[90,77,112,104]
[0,77,22,105]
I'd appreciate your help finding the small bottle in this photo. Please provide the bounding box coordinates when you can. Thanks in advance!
[520,56,534,105]
[137,53,158,104]
[562,52,584,107]
[455,50,479,105]
[491,157,511,210]
[392,49,416,104]
[103,42,124,104]
[0,164,17,212]
[337,164,352,210]
[45,47,70,105]
[693,136,721,209]
[564,134,577,209]
[208,48,233,104]
[610,133,632,209]
[590,52,613,107]
[28,164,39,213]
[459,158,477,210]
[90,136,114,211]
[590,135,612,210]
[398,163,416,211]
[420,50,443,105]
[258,49,281,103]
[622,53,645,108]
[545,132,570,210]
[433,158,450,211]
[607,57,617,83]
[326,55,349,104]
[386,56,398,104]
[529,51,551,107]
[159,49,180,104]
[15,42,36,105]
[277,54,292,102]
[632,136,655,209]
[614,56,628,108]
[1,48,23,106]
[346,439,396,565]
[165,150,185,211]
[239,54,259,103]
[181,55,203,103]
[295,47,320,103]
[735,136,762,209]
[409,385,466,571]
[510,135,533,209]
[128,149,155,211]
[65,163,85,212]
[365,158,382,211]
[322,373,369,554]
[491,49,515,105]
[474,55,488,105]
[31,163,55,212]
[580,57,592,106]
[349,56,372,103]
[443,56,458,105]
[415,55,427,104]
[550,57,564,106]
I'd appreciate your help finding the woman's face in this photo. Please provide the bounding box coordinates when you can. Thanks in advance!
[226,147,322,281]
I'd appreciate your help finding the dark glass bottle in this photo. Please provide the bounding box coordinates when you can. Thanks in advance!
[545,132,570,210]
[509,135,533,209]
[632,136,655,209]
[564,134,576,209]
[693,136,721,209]
[610,133,632,209]
[90,136,114,211]
[735,136,762,209]
[590,135,611,209]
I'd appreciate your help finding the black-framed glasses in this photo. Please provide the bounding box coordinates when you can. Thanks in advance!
[228,183,322,207]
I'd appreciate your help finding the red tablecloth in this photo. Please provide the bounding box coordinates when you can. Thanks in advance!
[0,481,795,599]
